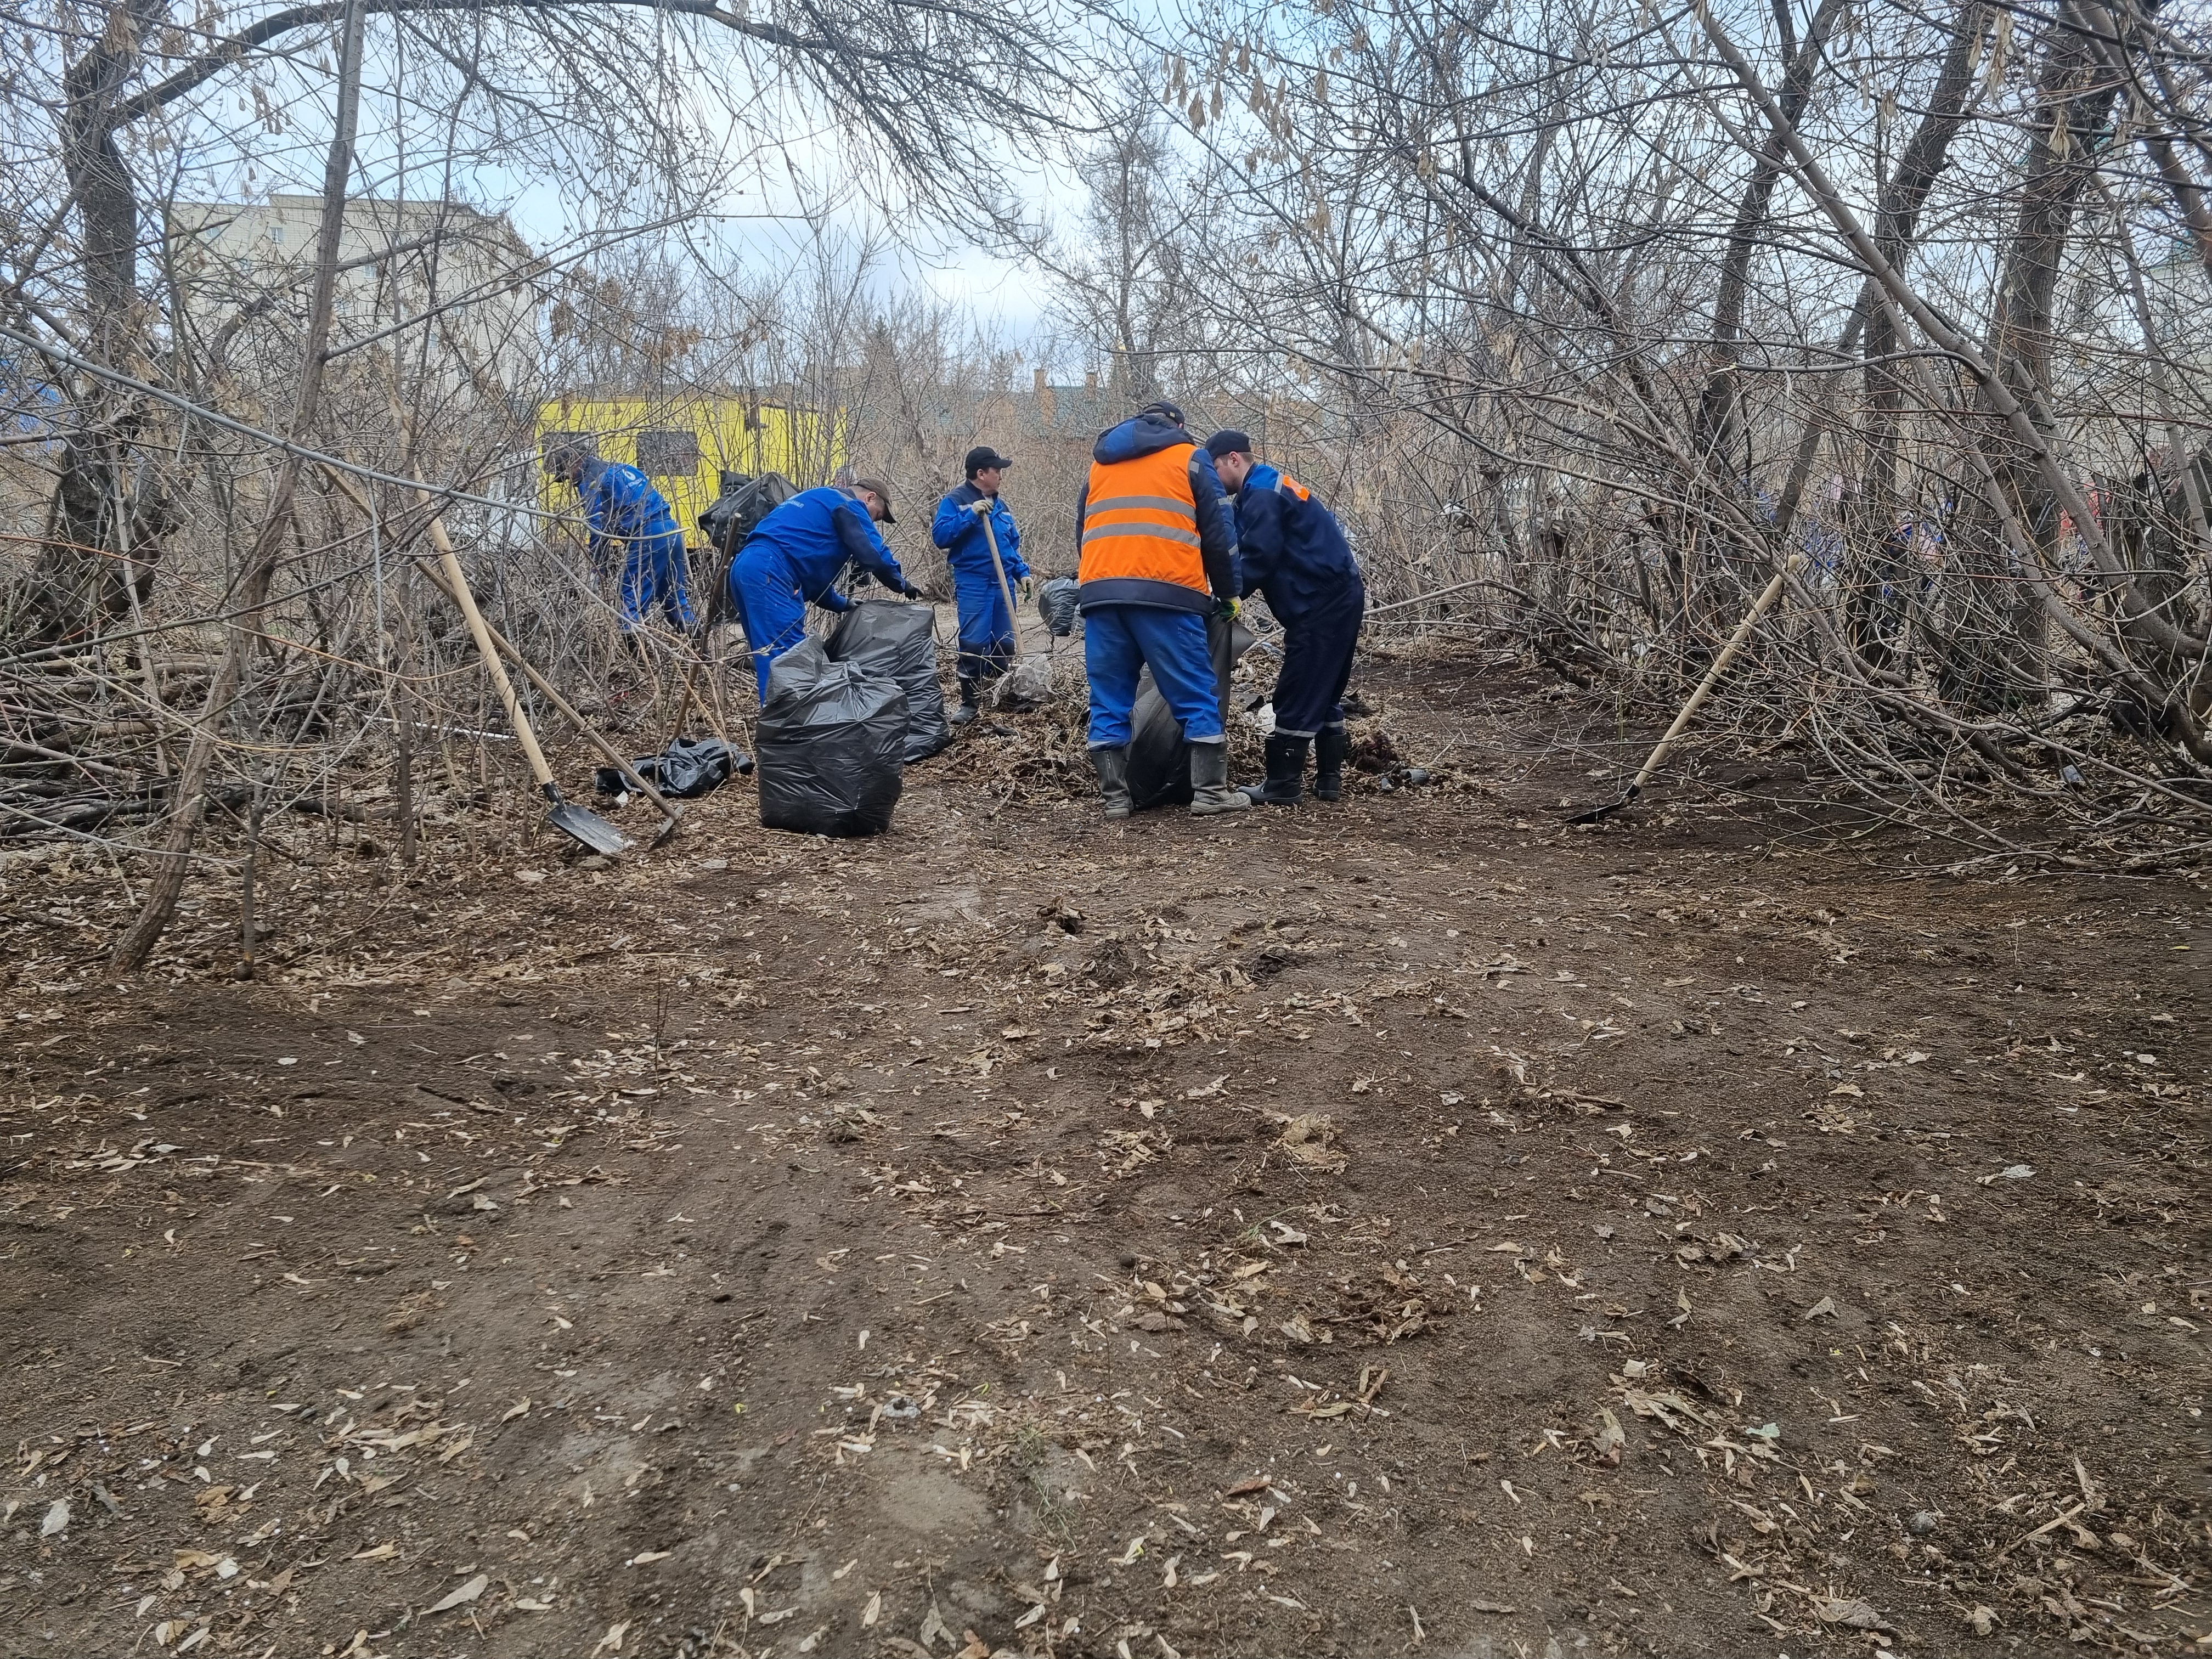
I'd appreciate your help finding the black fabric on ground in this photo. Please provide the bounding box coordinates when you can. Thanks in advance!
[825,600,952,762]
[594,736,750,802]
[755,637,906,837]
[1126,614,1255,810]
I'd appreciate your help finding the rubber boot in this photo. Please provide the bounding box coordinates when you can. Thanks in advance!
[947,676,980,727]
[1242,733,1309,806]
[1313,725,1349,802]
[1188,740,1251,816]
[1091,745,1132,820]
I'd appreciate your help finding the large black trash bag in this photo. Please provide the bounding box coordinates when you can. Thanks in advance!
[825,600,951,763]
[697,471,798,630]
[1036,577,1080,638]
[756,637,907,837]
[594,736,751,802]
[1125,614,1256,810]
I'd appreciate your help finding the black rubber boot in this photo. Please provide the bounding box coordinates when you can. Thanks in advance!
[1242,733,1309,806]
[1091,746,1133,819]
[948,676,980,726]
[1313,725,1349,802]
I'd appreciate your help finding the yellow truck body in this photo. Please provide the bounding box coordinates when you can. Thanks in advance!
[534,395,840,546]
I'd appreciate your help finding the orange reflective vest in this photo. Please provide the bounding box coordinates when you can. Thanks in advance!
[1077,442,1209,611]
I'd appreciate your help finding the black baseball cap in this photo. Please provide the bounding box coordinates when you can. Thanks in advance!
[1138,399,1186,425]
[1205,428,1253,459]
[964,445,1013,477]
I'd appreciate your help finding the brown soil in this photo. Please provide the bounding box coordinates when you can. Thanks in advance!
[2,653,2205,1659]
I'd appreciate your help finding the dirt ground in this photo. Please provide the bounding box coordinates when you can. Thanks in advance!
[2,647,2205,1659]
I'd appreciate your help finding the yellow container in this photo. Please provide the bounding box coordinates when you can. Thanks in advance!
[534,394,841,546]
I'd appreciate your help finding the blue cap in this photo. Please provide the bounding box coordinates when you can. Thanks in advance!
[1205,428,1252,460]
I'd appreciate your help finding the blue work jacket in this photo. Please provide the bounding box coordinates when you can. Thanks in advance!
[739,486,910,611]
[577,459,680,556]
[931,482,1029,582]
[1233,461,1362,622]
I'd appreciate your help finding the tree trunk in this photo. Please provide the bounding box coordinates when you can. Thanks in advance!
[1694,0,1852,477]
[1850,0,1989,669]
[1942,0,2122,712]
[111,0,369,972]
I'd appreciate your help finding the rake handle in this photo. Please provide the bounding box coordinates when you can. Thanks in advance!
[1628,565,1791,796]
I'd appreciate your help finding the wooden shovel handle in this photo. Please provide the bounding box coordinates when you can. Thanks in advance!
[1629,564,1792,795]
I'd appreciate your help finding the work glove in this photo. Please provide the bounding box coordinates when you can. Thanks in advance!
[968,498,994,517]
[1212,596,1242,622]
[1018,577,1034,602]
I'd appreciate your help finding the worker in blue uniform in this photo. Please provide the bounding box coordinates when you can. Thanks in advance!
[551,447,695,635]
[931,445,1029,726]
[726,475,919,699]
[1204,430,1366,805]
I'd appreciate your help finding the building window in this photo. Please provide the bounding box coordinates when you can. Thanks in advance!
[634,428,700,478]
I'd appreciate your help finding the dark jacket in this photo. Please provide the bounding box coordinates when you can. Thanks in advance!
[1233,462,1362,622]
[1074,412,1236,611]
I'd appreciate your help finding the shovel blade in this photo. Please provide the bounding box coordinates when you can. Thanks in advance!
[546,800,629,856]
[1564,783,1640,826]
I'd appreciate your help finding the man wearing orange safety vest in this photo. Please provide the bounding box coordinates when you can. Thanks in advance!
[1075,400,1249,819]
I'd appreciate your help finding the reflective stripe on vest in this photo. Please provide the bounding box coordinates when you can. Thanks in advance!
[1078,446,1205,594]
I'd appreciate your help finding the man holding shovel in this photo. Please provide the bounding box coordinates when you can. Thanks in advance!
[930,445,1029,727]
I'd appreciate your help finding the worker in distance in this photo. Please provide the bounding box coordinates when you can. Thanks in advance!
[1204,429,1365,805]
[931,444,1029,727]
[1074,400,1249,820]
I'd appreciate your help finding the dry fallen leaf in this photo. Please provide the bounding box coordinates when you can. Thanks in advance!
[590,1622,629,1657]
[1276,1113,1347,1172]
[426,1573,488,1614]
[1592,1406,1626,1466]
[1801,1296,1838,1322]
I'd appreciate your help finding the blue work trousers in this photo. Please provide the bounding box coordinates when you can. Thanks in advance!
[729,544,814,701]
[1084,604,1222,748]
[954,567,1014,682]
[1271,579,1365,737]
[617,529,695,633]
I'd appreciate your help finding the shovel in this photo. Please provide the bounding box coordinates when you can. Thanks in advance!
[1567,561,1792,826]
[972,499,1051,699]
[428,508,628,856]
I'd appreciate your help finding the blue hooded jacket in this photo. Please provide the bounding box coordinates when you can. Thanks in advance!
[1233,462,1362,622]
[577,458,681,556]
[931,482,1028,582]
[736,485,910,611]
[1075,412,1237,611]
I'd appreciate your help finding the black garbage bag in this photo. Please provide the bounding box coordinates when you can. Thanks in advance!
[1126,614,1256,810]
[594,736,751,802]
[1036,576,1080,638]
[697,471,798,630]
[756,637,906,837]
[825,600,951,763]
